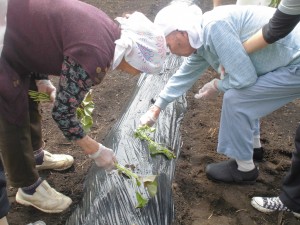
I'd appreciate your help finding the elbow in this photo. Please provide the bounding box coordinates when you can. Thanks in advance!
[241,77,257,89]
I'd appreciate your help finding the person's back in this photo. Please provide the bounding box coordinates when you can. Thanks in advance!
[3,0,120,76]
[200,5,300,81]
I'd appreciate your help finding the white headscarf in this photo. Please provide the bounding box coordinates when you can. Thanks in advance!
[112,12,167,74]
[154,3,203,49]
[0,0,8,55]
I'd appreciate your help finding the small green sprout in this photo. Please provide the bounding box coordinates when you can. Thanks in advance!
[115,163,158,208]
[134,125,176,160]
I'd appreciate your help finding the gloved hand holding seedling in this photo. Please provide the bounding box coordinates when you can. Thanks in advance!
[134,125,176,159]
[115,163,158,208]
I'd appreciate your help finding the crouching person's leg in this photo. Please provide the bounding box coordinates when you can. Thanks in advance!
[29,76,74,171]
[0,110,72,213]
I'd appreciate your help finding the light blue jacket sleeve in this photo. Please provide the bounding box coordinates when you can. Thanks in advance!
[204,20,258,92]
[155,54,210,110]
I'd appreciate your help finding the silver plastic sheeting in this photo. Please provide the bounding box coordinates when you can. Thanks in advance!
[66,54,186,225]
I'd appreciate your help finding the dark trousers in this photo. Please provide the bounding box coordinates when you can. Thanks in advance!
[280,124,300,213]
[0,79,42,187]
[0,159,9,218]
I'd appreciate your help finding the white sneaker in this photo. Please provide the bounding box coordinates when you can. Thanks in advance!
[16,180,72,213]
[251,196,300,218]
[36,150,74,171]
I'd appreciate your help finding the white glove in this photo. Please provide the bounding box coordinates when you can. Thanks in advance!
[140,105,161,127]
[89,143,117,171]
[194,79,220,100]
[35,79,56,103]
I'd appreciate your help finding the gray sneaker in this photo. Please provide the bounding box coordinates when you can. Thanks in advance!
[16,180,72,213]
[251,196,300,218]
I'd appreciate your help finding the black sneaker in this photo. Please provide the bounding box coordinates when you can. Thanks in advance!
[251,196,300,218]
[253,147,264,162]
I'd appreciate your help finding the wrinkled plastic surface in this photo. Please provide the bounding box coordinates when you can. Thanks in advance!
[66,54,187,225]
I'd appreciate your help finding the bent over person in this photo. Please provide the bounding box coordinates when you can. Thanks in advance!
[140,3,300,189]
[0,0,166,213]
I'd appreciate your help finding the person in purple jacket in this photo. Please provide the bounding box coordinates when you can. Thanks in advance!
[0,0,167,214]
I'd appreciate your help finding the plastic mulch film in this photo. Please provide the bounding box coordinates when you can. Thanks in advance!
[66,54,187,225]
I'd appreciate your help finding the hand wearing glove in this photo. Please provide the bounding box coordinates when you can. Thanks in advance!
[217,65,226,79]
[89,143,117,171]
[140,105,161,127]
[194,79,220,100]
[35,79,56,103]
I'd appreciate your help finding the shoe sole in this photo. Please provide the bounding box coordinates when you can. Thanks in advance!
[251,199,300,218]
[36,163,73,171]
[206,173,256,185]
[251,198,275,213]
[16,193,70,213]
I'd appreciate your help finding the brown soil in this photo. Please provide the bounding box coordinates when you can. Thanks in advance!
[5,0,300,225]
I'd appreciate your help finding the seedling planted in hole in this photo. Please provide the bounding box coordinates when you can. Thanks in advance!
[115,163,158,208]
[134,125,176,159]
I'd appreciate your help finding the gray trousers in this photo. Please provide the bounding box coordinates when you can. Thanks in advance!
[218,64,300,160]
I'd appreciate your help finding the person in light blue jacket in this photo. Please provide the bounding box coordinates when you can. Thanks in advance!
[140,3,300,184]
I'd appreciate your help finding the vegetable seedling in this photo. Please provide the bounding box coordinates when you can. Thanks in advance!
[134,125,176,159]
[115,163,158,208]
[76,90,95,132]
[28,90,51,102]
[28,89,95,132]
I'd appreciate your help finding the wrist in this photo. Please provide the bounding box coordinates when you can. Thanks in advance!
[88,143,103,159]
[76,135,99,154]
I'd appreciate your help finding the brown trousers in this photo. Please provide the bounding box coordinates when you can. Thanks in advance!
[0,79,42,187]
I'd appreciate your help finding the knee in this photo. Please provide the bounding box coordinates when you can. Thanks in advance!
[223,89,241,111]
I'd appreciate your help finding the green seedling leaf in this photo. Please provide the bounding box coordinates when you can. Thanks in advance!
[135,191,148,208]
[84,104,94,116]
[134,125,176,159]
[76,90,95,132]
[116,163,142,187]
[80,115,93,132]
[116,163,158,208]
[269,0,280,7]
[141,175,158,198]
[28,90,51,102]
[76,108,84,118]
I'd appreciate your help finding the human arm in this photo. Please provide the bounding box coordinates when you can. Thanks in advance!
[155,55,210,109]
[243,0,300,53]
[52,57,116,169]
[194,78,219,99]
[205,20,258,92]
[140,55,209,126]
[213,0,222,7]
[75,136,116,170]
[30,73,57,103]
